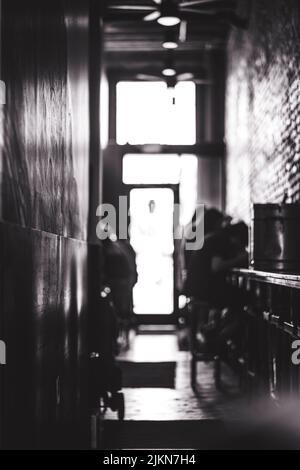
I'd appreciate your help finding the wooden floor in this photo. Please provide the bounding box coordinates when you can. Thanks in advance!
[107,333,245,420]
[101,330,248,449]
[101,330,300,449]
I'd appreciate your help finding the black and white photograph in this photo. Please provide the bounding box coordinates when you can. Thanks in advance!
[1,0,300,453]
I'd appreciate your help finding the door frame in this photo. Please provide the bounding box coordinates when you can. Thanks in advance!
[126,183,179,325]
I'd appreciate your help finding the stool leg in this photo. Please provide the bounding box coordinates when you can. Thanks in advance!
[214,356,221,389]
[191,356,197,391]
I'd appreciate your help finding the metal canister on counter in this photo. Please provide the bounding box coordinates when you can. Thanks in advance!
[251,203,300,273]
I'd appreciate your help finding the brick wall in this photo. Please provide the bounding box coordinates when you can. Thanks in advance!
[226,0,300,224]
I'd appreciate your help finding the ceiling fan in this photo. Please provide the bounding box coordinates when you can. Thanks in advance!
[135,71,212,86]
[135,50,213,88]
[107,0,247,29]
[135,69,212,104]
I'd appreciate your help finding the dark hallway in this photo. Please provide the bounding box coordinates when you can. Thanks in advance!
[1,0,300,454]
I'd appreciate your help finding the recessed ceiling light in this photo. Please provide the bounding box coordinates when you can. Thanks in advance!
[162,40,178,49]
[163,29,178,49]
[158,15,180,27]
[162,68,176,77]
[158,1,180,27]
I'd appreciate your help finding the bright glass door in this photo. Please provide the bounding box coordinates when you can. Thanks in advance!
[129,188,174,315]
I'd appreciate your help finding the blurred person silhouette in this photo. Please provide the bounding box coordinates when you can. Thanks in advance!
[101,223,137,315]
[102,224,138,349]
[185,220,248,306]
[185,207,224,268]
[177,208,224,294]
[187,221,249,356]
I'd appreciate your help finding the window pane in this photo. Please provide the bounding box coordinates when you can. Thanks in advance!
[123,153,180,185]
[117,81,196,145]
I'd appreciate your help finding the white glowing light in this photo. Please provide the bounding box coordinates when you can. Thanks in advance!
[162,67,176,77]
[158,16,180,26]
[178,295,187,310]
[162,40,178,49]
[130,188,174,314]
[123,154,180,185]
[117,81,196,145]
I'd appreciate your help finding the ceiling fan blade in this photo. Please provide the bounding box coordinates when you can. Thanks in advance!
[182,7,217,15]
[177,72,194,81]
[143,10,161,21]
[108,5,155,11]
[179,20,187,42]
[180,0,219,6]
[194,78,213,85]
[135,73,161,81]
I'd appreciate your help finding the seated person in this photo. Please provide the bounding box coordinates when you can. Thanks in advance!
[179,208,224,292]
[185,221,248,307]
[185,221,248,353]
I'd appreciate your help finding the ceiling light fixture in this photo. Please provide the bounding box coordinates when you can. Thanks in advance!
[157,1,180,27]
[162,67,176,77]
[163,41,178,49]
[162,29,178,49]
[158,16,180,27]
[162,50,177,77]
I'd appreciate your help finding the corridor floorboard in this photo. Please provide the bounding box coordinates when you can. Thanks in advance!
[118,361,176,388]
[102,333,246,449]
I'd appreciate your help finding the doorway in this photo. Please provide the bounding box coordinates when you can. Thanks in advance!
[130,187,175,316]
[122,152,198,323]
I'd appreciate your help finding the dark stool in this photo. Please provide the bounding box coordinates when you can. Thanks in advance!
[189,300,221,391]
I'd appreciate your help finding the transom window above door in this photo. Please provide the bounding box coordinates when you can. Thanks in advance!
[122,153,181,185]
[116,81,196,145]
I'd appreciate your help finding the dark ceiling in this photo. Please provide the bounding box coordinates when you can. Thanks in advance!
[103,0,239,76]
